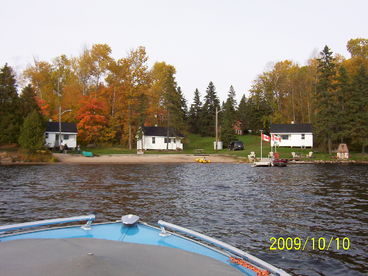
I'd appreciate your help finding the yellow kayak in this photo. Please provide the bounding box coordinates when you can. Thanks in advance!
[195,158,211,163]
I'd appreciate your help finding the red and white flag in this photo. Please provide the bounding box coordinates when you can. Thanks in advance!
[261,133,270,142]
[272,134,281,143]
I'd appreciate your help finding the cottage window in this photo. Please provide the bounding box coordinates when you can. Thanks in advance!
[281,135,289,140]
[45,133,49,139]
[63,134,69,140]
[301,134,305,140]
[164,138,171,143]
[152,137,155,144]
[174,138,176,143]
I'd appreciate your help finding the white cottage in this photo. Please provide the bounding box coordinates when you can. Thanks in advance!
[270,124,313,148]
[137,126,184,150]
[45,122,78,149]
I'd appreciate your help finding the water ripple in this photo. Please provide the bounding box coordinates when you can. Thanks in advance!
[0,163,367,275]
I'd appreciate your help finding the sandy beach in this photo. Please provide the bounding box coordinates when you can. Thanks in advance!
[53,153,243,164]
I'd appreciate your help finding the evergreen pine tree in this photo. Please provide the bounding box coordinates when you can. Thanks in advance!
[335,66,351,143]
[20,84,40,118]
[348,65,368,152]
[221,86,237,146]
[245,96,272,132]
[18,110,45,151]
[177,86,188,124]
[0,64,21,144]
[314,46,338,153]
[188,89,202,134]
[222,86,237,121]
[161,68,187,133]
[200,81,220,136]
[237,95,248,133]
[165,86,187,133]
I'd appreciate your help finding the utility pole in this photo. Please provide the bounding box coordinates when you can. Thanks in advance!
[56,78,71,148]
[59,105,62,147]
[57,78,62,147]
[215,107,222,151]
[166,110,169,150]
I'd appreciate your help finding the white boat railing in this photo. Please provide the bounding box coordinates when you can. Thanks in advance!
[157,220,290,276]
[0,214,96,233]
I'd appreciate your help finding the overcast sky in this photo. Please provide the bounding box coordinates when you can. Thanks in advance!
[1,0,367,103]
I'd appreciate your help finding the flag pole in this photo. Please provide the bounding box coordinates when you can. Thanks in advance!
[270,134,272,156]
[275,139,277,153]
[260,130,263,160]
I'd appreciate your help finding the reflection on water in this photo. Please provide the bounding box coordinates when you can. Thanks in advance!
[0,163,367,276]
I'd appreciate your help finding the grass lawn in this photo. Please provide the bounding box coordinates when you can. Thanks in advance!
[80,134,368,161]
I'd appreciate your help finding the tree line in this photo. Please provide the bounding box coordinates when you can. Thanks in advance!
[1,38,367,152]
[244,38,368,153]
[0,45,189,149]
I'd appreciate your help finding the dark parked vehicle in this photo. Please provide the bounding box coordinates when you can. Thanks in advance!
[228,141,244,150]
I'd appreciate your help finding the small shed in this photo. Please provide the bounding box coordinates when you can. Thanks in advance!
[337,143,349,159]
[45,122,78,149]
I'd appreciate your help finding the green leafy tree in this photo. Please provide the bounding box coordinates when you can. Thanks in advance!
[347,38,368,58]
[18,110,45,151]
[199,81,220,136]
[0,64,21,144]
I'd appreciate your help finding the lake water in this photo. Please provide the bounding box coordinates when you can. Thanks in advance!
[0,163,367,276]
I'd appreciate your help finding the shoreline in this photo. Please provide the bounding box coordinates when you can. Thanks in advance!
[0,153,367,165]
[52,153,242,164]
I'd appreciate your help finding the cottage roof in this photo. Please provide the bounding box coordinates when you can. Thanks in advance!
[270,124,312,133]
[142,126,184,137]
[46,122,77,133]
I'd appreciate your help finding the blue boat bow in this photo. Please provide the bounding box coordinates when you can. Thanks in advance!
[0,214,290,276]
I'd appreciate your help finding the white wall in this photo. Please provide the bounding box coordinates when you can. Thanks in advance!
[45,132,77,149]
[137,135,183,150]
[271,132,313,148]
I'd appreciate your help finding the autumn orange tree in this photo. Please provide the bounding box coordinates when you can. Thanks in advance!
[77,95,108,145]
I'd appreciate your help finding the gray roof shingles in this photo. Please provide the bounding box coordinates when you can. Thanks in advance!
[46,122,77,133]
[142,126,184,137]
[270,124,312,133]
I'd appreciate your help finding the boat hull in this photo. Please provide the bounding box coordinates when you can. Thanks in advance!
[272,159,288,167]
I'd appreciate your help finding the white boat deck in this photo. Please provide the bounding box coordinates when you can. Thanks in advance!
[253,158,272,167]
